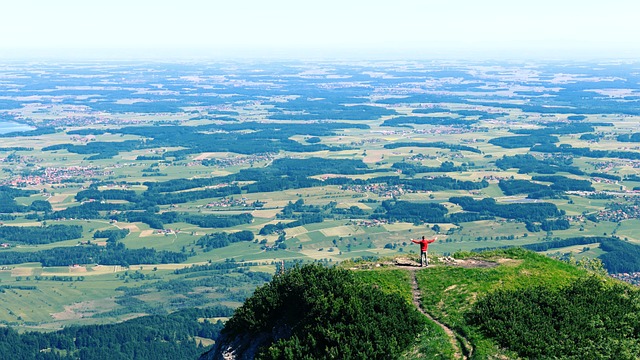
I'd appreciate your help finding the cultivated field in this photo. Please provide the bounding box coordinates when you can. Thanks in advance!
[1,60,640,329]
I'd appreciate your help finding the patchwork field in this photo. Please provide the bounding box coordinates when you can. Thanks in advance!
[1,60,640,330]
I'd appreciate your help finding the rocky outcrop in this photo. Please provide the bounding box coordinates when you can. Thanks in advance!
[199,332,268,360]
[199,322,292,360]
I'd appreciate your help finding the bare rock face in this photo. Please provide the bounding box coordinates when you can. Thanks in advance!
[199,331,270,360]
[394,257,421,267]
[199,322,292,360]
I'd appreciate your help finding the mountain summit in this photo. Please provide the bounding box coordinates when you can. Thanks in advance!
[201,248,640,359]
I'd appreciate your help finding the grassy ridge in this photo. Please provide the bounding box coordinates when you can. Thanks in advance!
[411,248,638,358]
[353,268,456,359]
[352,249,602,358]
[353,268,413,304]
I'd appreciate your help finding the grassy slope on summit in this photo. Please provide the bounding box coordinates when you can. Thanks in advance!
[414,248,640,359]
[350,249,612,359]
[353,269,456,359]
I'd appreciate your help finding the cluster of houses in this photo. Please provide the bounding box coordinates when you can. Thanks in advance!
[590,177,618,185]
[3,166,111,187]
[13,103,146,127]
[409,153,438,161]
[482,174,512,183]
[610,272,640,286]
[204,197,251,208]
[414,127,474,135]
[198,153,275,168]
[69,134,97,143]
[587,160,624,172]
[349,138,381,146]
[348,219,388,228]
[341,183,405,198]
[595,205,640,222]
[155,229,177,235]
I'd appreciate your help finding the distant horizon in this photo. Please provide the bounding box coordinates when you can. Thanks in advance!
[2,45,639,62]
[1,0,639,62]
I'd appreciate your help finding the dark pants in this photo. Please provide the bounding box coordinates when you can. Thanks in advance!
[421,250,428,267]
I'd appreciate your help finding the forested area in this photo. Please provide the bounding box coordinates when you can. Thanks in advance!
[488,134,558,149]
[449,196,563,222]
[590,172,621,181]
[0,127,57,138]
[174,213,253,229]
[268,99,396,121]
[101,263,271,317]
[520,236,611,252]
[498,175,593,198]
[384,141,481,153]
[0,147,33,151]
[172,261,247,275]
[259,200,331,235]
[0,225,82,244]
[524,218,570,232]
[498,179,549,196]
[206,264,425,360]
[93,229,130,242]
[0,242,187,266]
[372,200,448,223]
[246,174,488,193]
[341,176,488,192]
[600,238,640,273]
[540,219,571,231]
[76,185,241,206]
[266,157,371,176]
[510,122,606,136]
[0,186,39,213]
[617,133,640,142]
[38,199,254,230]
[124,157,374,196]
[140,160,486,197]
[196,231,255,252]
[41,174,487,236]
[494,237,640,274]
[531,175,594,191]
[0,307,230,360]
[259,214,326,236]
[382,116,477,127]
[52,122,369,159]
[495,154,583,175]
[532,143,640,161]
[277,199,324,218]
[391,161,466,175]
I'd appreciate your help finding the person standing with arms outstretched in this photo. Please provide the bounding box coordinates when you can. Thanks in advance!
[411,235,436,267]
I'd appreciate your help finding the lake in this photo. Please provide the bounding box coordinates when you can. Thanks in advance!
[0,121,34,134]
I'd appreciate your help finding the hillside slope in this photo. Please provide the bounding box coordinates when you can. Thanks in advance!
[202,248,640,359]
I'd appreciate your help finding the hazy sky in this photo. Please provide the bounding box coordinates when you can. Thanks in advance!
[1,0,639,59]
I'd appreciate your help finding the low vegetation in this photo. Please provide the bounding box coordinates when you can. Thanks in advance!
[0,307,228,360]
[468,276,640,359]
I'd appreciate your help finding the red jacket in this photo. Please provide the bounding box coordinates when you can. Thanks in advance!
[412,238,435,252]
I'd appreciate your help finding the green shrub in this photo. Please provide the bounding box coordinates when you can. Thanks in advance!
[466,276,640,359]
[221,264,426,359]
